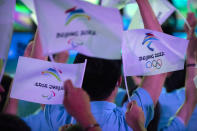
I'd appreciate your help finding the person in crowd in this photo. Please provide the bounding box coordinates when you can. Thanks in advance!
[62,79,146,131]
[0,74,12,112]
[157,12,197,131]
[44,0,168,130]
[62,80,101,131]
[0,113,31,131]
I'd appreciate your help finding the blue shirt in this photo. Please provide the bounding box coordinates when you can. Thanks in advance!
[22,109,50,131]
[45,88,154,131]
[161,117,186,131]
[115,88,126,107]
[158,88,197,131]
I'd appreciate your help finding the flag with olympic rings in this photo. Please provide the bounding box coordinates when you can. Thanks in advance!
[122,29,188,76]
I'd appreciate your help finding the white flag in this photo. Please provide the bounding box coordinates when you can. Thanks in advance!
[101,0,135,9]
[34,0,123,59]
[10,56,86,104]
[122,29,188,76]
[0,0,15,59]
[129,0,176,29]
[0,0,15,80]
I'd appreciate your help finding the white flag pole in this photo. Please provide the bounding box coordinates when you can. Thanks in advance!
[70,117,74,124]
[49,54,55,63]
[175,8,191,30]
[80,59,87,88]
[124,75,131,102]
[187,0,192,12]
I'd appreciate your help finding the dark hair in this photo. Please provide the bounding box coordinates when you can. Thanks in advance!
[0,74,13,111]
[74,54,122,101]
[0,113,31,131]
[164,67,186,93]
[65,124,84,131]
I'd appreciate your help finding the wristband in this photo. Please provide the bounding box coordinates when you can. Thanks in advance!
[85,123,100,131]
[186,64,196,67]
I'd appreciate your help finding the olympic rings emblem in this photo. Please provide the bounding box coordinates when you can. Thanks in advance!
[146,59,162,69]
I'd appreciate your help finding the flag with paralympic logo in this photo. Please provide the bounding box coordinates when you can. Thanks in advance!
[34,0,123,60]
[10,56,87,104]
[122,29,188,76]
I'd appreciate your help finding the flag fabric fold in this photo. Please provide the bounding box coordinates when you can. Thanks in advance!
[0,0,15,80]
[10,56,87,104]
[34,0,123,59]
[0,0,15,58]
[101,0,135,9]
[129,0,176,29]
[20,0,37,24]
[122,29,188,76]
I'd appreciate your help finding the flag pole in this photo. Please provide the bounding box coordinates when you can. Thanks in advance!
[175,8,191,30]
[187,0,192,12]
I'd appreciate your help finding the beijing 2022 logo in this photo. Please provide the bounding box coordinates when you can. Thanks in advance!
[41,67,62,100]
[65,6,91,25]
[142,33,158,51]
[41,67,62,82]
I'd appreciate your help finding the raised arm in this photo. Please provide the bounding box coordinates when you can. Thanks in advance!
[125,100,147,131]
[175,12,197,125]
[63,80,101,131]
[4,41,35,115]
[136,0,163,32]
[31,30,47,60]
[136,0,166,105]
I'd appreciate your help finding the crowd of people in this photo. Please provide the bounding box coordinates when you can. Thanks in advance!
[0,0,197,131]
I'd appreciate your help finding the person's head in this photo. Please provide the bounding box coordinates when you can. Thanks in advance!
[74,53,122,101]
[164,67,186,92]
[0,74,12,111]
[0,113,31,131]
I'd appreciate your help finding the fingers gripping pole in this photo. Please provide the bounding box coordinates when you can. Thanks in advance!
[70,117,74,124]
[49,54,55,63]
